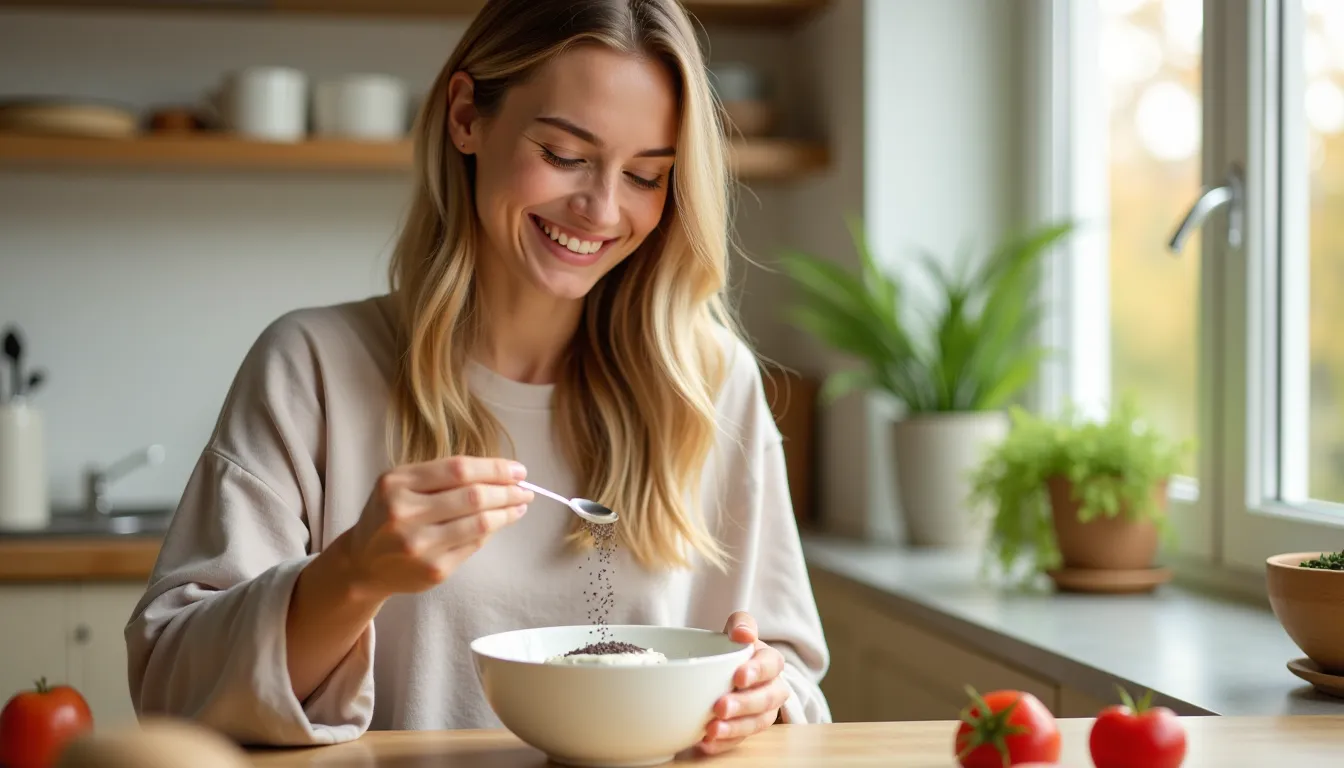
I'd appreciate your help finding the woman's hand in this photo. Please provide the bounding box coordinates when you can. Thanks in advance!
[697,611,792,756]
[341,455,534,598]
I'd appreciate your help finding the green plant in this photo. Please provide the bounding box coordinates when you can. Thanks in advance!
[778,216,1074,412]
[968,397,1192,581]
[1300,552,1344,570]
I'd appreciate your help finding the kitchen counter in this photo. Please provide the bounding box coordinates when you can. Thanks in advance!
[0,535,159,581]
[801,535,1342,718]
[242,717,1344,766]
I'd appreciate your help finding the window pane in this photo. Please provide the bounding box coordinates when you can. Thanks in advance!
[1301,1,1344,503]
[1103,0,1202,477]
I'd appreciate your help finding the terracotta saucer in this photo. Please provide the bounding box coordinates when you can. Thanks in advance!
[1045,566,1173,594]
[1287,658,1344,699]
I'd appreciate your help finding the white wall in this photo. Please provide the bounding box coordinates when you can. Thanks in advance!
[857,0,1027,541]
[761,0,1029,540]
[0,8,798,511]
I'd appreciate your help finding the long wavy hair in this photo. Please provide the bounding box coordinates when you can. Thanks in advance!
[385,0,741,571]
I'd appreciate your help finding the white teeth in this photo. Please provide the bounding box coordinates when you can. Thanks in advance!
[538,219,602,255]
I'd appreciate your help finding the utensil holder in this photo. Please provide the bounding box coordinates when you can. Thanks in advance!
[0,401,48,531]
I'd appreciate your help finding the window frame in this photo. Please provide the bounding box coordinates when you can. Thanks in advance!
[1030,0,1344,584]
[1221,0,1344,572]
[1026,0,1214,563]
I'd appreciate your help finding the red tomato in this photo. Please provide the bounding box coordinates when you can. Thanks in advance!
[0,677,94,768]
[1089,687,1187,768]
[955,686,1061,768]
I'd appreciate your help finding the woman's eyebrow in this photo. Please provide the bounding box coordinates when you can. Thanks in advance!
[534,115,676,158]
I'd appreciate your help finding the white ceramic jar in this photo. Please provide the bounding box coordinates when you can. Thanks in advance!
[0,401,48,531]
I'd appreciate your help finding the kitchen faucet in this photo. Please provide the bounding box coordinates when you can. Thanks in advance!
[83,444,165,517]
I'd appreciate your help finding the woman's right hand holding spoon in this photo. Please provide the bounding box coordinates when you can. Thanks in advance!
[342,456,534,597]
[286,455,532,700]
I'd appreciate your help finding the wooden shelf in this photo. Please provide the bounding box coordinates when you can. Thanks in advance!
[0,132,829,180]
[0,0,830,26]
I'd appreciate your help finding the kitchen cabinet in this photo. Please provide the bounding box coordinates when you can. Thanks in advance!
[0,585,72,709]
[0,581,146,726]
[810,566,1120,723]
[812,567,1055,723]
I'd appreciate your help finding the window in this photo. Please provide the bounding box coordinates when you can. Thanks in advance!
[1033,0,1344,578]
[1283,0,1344,509]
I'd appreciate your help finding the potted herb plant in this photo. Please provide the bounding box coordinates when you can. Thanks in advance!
[967,398,1191,590]
[779,216,1074,548]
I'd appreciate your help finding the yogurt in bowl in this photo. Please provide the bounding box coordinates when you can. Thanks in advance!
[545,640,669,666]
[471,625,752,767]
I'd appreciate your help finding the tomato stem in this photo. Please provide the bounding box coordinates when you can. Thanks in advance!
[956,685,1028,768]
[33,676,49,694]
[1115,684,1155,714]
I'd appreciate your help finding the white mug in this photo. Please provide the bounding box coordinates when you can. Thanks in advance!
[0,402,48,532]
[214,66,308,142]
[313,74,408,141]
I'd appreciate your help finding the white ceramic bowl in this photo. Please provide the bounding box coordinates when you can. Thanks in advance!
[471,625,753,767]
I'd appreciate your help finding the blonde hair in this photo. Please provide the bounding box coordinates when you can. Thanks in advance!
[386,0,740,571]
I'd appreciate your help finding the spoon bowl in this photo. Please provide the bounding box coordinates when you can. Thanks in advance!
[518,481,618,525]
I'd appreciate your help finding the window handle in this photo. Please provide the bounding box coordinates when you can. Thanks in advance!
[1168,163,1244,253]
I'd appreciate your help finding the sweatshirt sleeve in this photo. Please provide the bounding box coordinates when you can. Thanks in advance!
[687,340,832,726]
[124,314,374,746]
[744,438,832,725]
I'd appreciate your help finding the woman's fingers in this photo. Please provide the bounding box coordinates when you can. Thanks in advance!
[723,611,759,644]
[415,482,533,524]
[716,677,790,720]
[696,734,746,756]
[415,504,529,558]
[398,455,527,493]
[704,709,779,743]
[734,644,785,689]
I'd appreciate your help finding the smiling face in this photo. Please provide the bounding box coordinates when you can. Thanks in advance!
[448,44,679,304]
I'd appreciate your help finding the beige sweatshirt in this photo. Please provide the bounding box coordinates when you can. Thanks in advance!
[124,294,831,746]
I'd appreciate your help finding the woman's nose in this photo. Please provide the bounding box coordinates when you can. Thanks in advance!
[571,177,620,231]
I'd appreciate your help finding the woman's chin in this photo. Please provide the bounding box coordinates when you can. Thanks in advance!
[529,268,602,303]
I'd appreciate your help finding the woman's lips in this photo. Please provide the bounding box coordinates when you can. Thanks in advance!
[531,215,612,266]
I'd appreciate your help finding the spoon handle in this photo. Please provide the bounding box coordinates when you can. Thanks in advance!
[517,480,570,506]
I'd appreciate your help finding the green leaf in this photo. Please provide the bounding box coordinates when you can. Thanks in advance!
[819,368,873,404]
[775,215,1076,416]
[977,348,1049,410]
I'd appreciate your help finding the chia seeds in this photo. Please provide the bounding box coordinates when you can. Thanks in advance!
[583,520,617,643]
[564,640,647,656]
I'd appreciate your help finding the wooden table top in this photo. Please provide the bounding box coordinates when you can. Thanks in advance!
[245,716,1344,766]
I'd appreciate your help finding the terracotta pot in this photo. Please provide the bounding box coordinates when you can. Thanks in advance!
[1266,552,1344,674]
[1047,476,1165,570]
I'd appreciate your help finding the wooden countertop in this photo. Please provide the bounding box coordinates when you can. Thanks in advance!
[245,716,1344,766]
[0,536,160,581]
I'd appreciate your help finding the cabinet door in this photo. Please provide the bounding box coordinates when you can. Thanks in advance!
[811,567,866,722]
[1058,685,1116,718]
[71,582,146,726]
[809,568,1058,723]
[0,585,74,702]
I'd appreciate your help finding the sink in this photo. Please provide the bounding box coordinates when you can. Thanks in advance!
[0,507,174,539]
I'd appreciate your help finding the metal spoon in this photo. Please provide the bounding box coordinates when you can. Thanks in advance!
[517,480,618,525]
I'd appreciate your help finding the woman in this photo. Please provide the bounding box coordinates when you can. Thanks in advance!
[125,0,830,755]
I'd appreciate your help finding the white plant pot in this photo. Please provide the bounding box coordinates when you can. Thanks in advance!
[891,411,1009,548]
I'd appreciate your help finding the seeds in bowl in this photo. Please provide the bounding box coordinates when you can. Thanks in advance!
[545,640,668,666]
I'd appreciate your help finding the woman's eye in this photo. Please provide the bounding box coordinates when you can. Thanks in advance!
[625,172,663,191]
[540,147,584,169]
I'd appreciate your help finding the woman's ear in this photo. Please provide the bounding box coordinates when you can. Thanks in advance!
[446,71,479,154]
